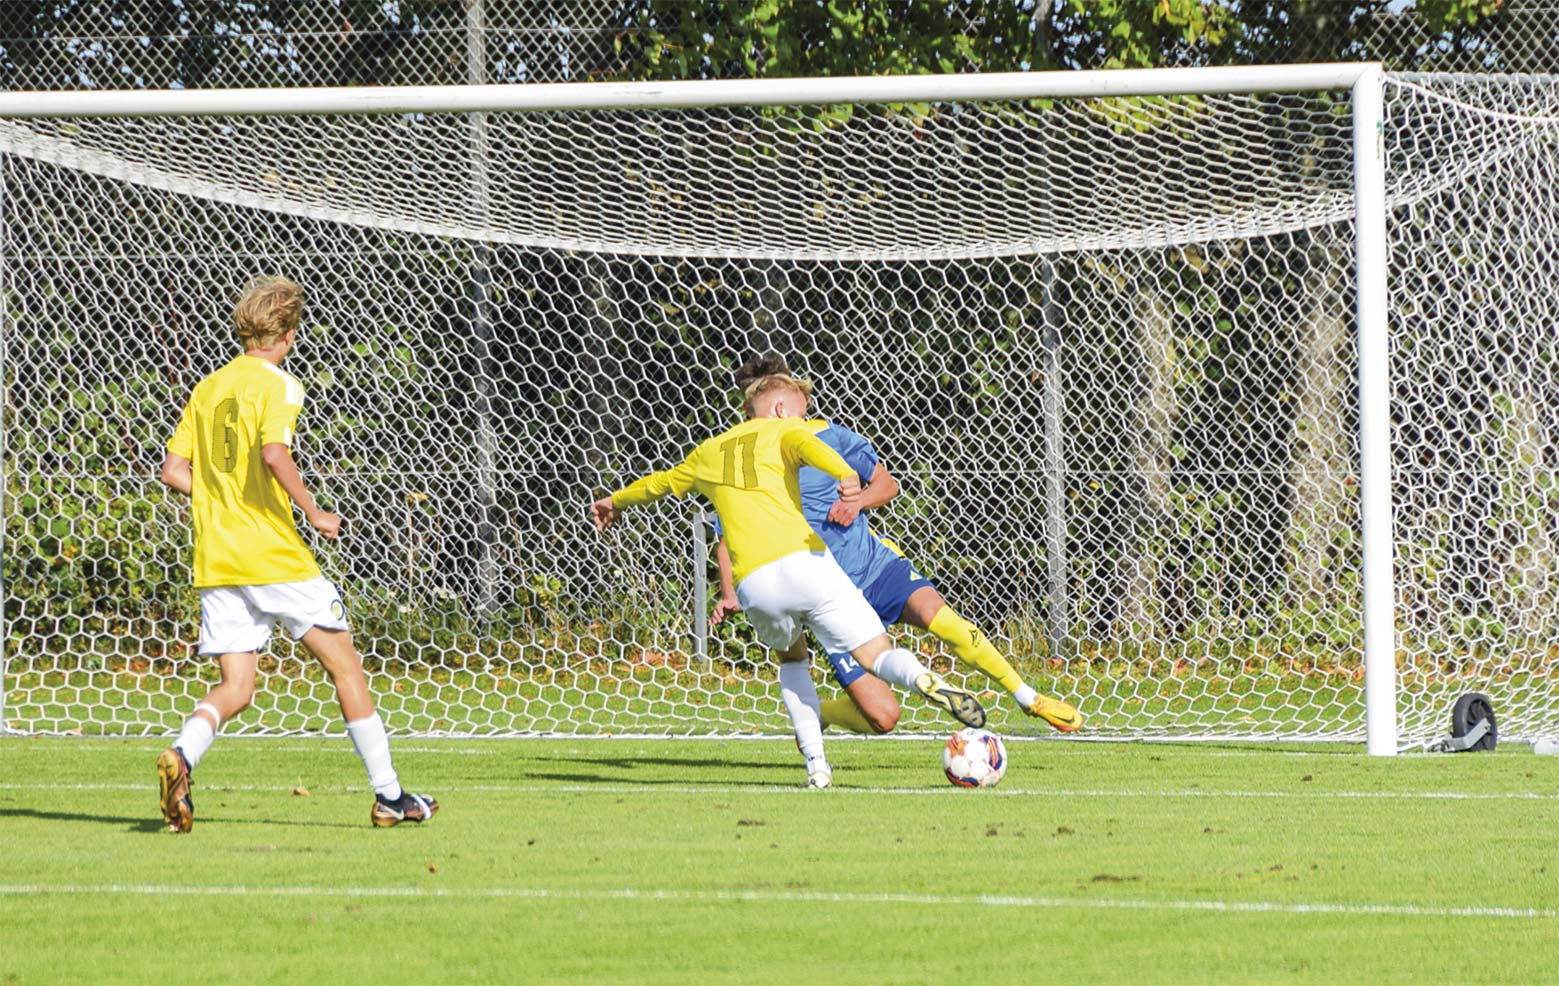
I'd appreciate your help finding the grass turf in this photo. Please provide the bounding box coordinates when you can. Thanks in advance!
[0,736,1555,984]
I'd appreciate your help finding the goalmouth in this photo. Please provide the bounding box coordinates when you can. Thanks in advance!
[1,63,1553,752]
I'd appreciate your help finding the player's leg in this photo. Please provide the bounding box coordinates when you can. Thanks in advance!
[842,554,983,727]
[775,637,832,787]
[849,634,985,728]
[158,650,259,833]
[172,650,260,768]
[158,587,268,833]
[785,555,979,733]
[900,587,1083,732]
[819,651,900,734]
[299,624,438,825]
[799,557,986,728]
[263,577,434,825]
[735,557,835,785]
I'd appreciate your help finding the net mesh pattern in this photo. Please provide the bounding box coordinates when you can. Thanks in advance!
[2,75,1557,746]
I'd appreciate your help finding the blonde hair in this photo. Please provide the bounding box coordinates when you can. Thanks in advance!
[233,275,304,350]
[744,373,813,415]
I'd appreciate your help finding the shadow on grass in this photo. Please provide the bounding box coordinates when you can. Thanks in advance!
[1135,742,1365,757]
[521,770,780,787]
[0,807,359,832]
[544,755,796,772]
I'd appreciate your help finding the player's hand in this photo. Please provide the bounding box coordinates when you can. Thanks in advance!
[837,475,862,502]
[309,510,343,539]
[709,595,742,627]
[589,496,622,532]
[828,499,862,527]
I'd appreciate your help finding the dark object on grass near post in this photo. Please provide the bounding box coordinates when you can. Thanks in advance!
[1427,692,1497,752]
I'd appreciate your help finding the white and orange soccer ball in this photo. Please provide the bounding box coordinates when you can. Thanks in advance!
[942,727,1007,788]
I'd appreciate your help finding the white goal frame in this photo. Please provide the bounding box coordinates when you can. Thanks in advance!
[0,64,1399,754]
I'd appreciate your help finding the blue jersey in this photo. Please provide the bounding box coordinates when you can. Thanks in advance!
[798,423,901,589]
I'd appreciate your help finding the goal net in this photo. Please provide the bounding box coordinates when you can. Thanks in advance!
[2,70,1556,747]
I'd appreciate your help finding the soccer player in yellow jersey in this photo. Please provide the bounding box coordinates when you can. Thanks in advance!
[711,355,1084,735]
[156,276,436,831]
[591,374,986,787]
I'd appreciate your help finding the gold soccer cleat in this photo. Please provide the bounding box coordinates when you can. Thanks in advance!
[156,747,194,834]
[1026,696,1084,733]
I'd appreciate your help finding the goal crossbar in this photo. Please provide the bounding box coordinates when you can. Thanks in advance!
[0,63,1380,118]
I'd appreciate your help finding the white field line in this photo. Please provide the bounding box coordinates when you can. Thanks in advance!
[0,781,1553,800]
[0,882,1551,921]
[44,737,1559,759]
[14,744,504,755]
[0,740,1444,759]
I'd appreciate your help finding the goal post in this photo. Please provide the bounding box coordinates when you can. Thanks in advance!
[1350,65,1397,756]
[4,63,1555,750]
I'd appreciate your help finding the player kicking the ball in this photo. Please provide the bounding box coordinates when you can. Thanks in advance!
[710,355,1083,736]
[589,373,985,788]
[156,275,436,832]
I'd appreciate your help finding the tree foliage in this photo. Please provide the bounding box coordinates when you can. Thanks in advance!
[0,1,1541,92]
[616,0,1055,79]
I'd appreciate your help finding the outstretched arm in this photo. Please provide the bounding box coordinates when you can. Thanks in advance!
[828,462,899,527]
[589,496,622,532]
[591,459,697,532]
[262,443,341,538]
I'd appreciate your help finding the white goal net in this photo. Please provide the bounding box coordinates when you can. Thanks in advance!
[2,69,1557,746]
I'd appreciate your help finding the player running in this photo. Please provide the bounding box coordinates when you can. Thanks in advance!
[709,355,1083,735]
[156,275,437,832]
[589,373,985,788]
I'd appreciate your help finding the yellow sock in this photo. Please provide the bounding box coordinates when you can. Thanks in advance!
[821,698,878,734]
[927,606,1025,695]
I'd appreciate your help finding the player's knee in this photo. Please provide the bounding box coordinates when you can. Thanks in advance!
[865,704,900,734]
[307,631,364,678]
[225,684,255,712]
[321,653,365,683]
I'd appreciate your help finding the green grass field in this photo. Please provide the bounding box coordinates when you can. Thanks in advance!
[1,736,1555,984]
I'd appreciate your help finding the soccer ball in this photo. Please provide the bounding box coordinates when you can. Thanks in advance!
[942,727,1007,788]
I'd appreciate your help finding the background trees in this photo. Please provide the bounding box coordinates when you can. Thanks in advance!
[0,1,1543,92]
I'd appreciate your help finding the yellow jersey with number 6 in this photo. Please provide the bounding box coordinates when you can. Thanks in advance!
[166,355,321,588]
[611,417,854,583]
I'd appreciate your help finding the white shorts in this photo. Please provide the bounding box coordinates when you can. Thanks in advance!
[198,577,350,655]
[735,550,885,655]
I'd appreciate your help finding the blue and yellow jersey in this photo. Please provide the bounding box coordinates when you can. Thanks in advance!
[611,417,855,583]
[796,422,902,588]
[713,421,902,588]
[167,355,321,588]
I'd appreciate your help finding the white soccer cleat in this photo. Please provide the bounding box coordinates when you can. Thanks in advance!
[914,672,987,729]
[804,764,833,789]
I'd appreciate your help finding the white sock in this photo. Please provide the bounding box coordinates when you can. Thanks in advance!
[173,704,220,770]
[345,713,402,801]
[870,648,932,690]
[778,661,826,766]
[1014,684,1039,709]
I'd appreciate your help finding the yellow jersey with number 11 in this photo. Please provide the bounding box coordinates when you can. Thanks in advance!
[611,417,853,584]
[166,354,321,588]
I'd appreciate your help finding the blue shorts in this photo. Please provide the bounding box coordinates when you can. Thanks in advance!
[824,556,935,688]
